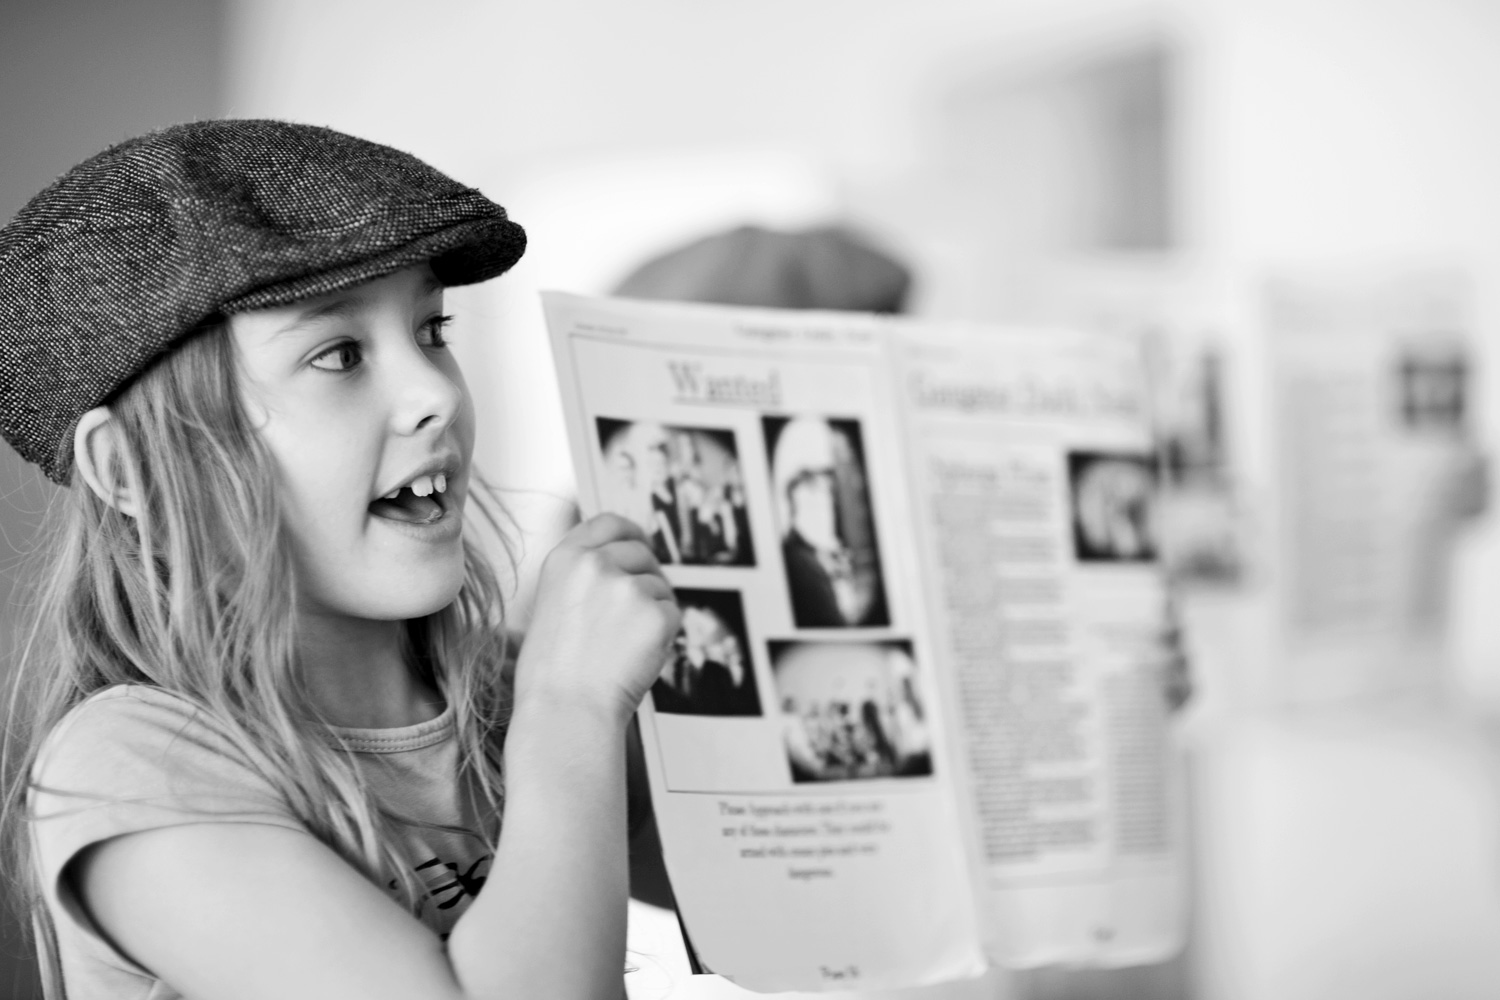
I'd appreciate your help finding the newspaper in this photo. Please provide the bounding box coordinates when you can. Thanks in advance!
[544,293,1184,992]
[1265,270,1475,703]
[894,326,1185,969]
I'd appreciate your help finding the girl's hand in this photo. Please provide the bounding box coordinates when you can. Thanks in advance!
[515,513,681,725]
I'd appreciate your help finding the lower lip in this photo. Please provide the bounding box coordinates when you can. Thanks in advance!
[369,504,463,543]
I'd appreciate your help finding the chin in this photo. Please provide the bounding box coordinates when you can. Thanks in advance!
[345,567,468,622]
[365,596,463,622]
[399,579,468,620]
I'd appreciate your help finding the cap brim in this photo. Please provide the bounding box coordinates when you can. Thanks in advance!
[222,217,527,314]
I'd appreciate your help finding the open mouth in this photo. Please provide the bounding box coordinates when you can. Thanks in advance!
[369,473,448,525]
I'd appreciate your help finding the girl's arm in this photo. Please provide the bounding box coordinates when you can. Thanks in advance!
[73,514,679,1000]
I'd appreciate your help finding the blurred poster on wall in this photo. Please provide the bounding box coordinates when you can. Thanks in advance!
[1266,269,1476,703]
[545,292,1184,991]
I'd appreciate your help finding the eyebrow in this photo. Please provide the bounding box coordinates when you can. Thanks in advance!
[271,295,362,339]
[270,275,444,339]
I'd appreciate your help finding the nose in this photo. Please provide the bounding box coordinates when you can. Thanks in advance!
[389,341,465,437]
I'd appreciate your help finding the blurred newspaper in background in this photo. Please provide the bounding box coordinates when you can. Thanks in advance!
[1266,269,1479,704]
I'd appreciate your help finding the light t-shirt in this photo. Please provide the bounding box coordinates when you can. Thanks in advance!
[29,684,497,1000]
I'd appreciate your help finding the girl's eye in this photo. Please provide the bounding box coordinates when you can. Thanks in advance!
[419,314,454,348]
[309,341,362,372]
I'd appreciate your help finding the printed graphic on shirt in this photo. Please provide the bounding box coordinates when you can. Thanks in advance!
[416,853,492,910]
[391,850,493,936]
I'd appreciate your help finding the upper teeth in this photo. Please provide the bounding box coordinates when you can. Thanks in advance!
[383,473,447,500]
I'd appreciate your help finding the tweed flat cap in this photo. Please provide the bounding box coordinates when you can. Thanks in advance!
[0,119,526,483]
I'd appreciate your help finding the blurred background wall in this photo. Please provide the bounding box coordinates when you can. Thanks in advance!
[6,0,1500,998]
[221,0,1500,686]
[0,1,226,994]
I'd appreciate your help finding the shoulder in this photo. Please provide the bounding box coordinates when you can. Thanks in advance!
[36,685,239,785]
[30,686,305,933]
[47,683,209,735]
[31,684,296,834]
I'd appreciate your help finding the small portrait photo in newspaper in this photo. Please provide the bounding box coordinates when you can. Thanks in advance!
[595,418,755,567]
[763,415,889,628]
[652,588,762,717]
[1397,347,1468,432]
[771,640,932,783]
[1067,451,1158,563]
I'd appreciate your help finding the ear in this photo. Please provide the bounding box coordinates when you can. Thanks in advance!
[73,406,140,517]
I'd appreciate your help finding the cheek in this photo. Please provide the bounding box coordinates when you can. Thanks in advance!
[255,418,376,568]
[455,394,477,460]
[442,357,477,441]
[267,433,358,516]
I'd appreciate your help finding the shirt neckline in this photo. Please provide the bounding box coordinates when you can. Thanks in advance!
[322,701,455,754]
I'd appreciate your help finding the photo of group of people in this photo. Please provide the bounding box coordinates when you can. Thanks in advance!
[652,589,762,717]
[596,419,755,567]
[597,412,924,787]
[771,640,932,783]
[594,413,890,627]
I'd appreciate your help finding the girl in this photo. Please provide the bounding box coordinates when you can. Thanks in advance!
[0,120,680,1000]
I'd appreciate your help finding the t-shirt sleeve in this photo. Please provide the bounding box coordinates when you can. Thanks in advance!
[29,686,308,971]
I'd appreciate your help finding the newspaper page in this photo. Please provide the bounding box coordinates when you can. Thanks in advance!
[544,292,987,993]
[1266,270,1475,703]
[891,324,1185,968]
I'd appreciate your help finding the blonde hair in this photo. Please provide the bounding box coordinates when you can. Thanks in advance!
[1,320,514,988]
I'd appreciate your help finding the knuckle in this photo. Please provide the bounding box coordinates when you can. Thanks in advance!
[593,512,630,539]
[586,552,619,585]
[622,574,653,605]
[538,549,574,586]
[651,597,681,626]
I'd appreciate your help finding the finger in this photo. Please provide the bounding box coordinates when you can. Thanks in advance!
[633,572,676,605]
[576,512,650,548]
[597,538,663,575]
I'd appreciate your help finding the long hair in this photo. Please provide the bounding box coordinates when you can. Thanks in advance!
[1,320,514,989]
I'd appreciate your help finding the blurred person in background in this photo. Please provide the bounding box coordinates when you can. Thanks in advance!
[614,224,912,315]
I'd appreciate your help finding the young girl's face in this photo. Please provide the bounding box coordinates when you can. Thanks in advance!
[229,265,475,625]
